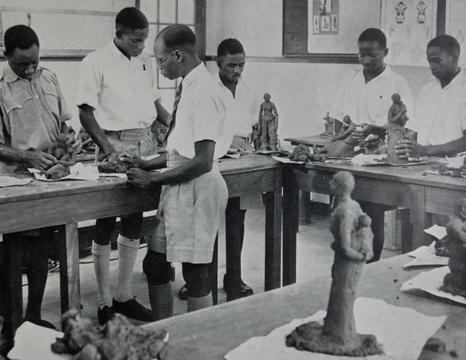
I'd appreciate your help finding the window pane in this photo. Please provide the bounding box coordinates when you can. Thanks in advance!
[159,0,176,23]
[140,0,158,22]
[147,24,158,49]
[178,0,195,24]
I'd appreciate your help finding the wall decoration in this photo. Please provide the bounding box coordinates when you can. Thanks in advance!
[311,0,339,35]
[446,0,466,67]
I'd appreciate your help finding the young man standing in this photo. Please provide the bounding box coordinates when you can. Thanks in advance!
[76,7,167,324]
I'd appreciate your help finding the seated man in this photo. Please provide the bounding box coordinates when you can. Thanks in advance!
[331,28,414,262]
[0,25,72,351]
[395,35,466,158]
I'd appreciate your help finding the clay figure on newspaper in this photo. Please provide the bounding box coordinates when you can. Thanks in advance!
[258,93,279,150]
[332,115,356,142]
[286,171,383,356]
[441,197,466,297]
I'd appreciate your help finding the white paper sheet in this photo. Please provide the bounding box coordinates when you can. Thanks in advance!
[29,163,99,182]
[271,156,304,164]
[403,242,449,268]
[225,297,446,360]
[351,154,388,166]
[424,225,447,240]
[0,176,32,187]
[401,266,466,305]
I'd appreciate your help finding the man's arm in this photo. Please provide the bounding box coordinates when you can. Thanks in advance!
[0,144,57,170]
[78,104,115,157]
[127,140,215,188]
[396,132,466,158]
[154,99,171,127]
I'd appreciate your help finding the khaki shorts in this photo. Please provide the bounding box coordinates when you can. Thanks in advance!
[97,127,158,158]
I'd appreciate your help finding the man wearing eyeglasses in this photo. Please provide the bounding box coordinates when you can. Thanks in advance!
[330,28,414,262]
[76,7,169,325]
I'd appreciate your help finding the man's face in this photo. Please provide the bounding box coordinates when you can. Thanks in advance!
[358,41,387,73]
[218,52,245,83]
[7,44,39,79]
[117,28,148,57]
[427,46,457,81]
[154,37,179,80]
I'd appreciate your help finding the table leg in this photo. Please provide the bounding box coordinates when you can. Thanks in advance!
[225,197,242,301]
[409,186,427,252]
[3,235,23,332]
[282,165,298,286]
[59,223,80,312]
[264,168,282,291]
[211,235,218,305]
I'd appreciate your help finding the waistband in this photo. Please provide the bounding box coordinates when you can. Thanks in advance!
[166,150,219,170]
[103,127,151,141]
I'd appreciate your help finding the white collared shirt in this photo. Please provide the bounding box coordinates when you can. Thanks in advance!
[168,63,230,159]
[411,70,466,146]
[216,73,258,138]
[331,66,414,126]
[76,41,158,131]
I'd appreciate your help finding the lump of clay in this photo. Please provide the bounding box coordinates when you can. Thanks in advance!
[286,171,383,356]
[45,164,71,180]
[98,158,130,174]
[441,198,466,297]
[289,144,312,162]
[52,309,168,360]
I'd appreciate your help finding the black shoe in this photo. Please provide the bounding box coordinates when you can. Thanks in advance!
[97,305,115,325]
[24,318,56,329]
[223,275,254,299]
[178,284,188,300]
[112,298,153,322]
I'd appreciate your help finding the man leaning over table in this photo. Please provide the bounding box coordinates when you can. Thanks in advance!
[395,35,466,159]
[330,28,414,262]
[76,7,170,325]
[0,24,72,351]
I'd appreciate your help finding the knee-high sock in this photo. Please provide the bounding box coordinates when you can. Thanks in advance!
[24,255,48,321]
[187,292,212,312]
[92,241,112,308]
[115,235,140,302]
[147,282,173,320]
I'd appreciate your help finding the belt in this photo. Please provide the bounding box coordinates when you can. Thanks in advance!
[103,128,150,141]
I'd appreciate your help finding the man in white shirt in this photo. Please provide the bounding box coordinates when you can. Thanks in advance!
[76,7,169,325]
[125,24,229,319]
[332,28,414,262]
[396,35,466,158]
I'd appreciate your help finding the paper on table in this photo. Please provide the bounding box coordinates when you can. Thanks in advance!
[271,155,304,164]
[225,297,446,360]
[0,176,32,187]
[351,154,388,166]
[424,225,447,240]
[401,266,466,305]
[29,163,99,181]
[403,242,449,268]
[8,322,70,360]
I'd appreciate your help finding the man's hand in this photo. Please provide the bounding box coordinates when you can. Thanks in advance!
[24,150,57,170]
[98,150,119,162]
[120,155,150,170]
[395,139,425,159]
[230,135,254,153]
[127,168,157,189]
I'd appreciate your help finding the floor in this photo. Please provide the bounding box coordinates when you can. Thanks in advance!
[34,205,399,328]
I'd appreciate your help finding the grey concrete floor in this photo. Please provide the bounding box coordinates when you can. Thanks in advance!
[33,207,399,328]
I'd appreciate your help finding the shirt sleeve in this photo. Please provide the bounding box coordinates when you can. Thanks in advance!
[76,55,102,108]
[192,95,225,143]
[150,58,161,102]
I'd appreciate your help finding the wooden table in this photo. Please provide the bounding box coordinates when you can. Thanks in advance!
[144,254,466,360]
[282,161,466,285]
[0,154,282,332]
[284,135,331,149]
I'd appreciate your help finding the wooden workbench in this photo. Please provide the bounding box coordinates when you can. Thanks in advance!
[144,254,466,360]
[284,135,331,148]
[282,161,466,285]
[0,154,282,332]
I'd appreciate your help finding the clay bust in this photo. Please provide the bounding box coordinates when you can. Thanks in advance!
[331,115,356,142]
[258,93,279,150]
[441,198,466,297]
[286,171,383,356]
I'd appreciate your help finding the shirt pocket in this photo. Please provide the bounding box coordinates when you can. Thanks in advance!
[2,90,32,114]
[40,80,60,116]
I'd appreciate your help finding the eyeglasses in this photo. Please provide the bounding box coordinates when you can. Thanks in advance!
[155,50,176,66]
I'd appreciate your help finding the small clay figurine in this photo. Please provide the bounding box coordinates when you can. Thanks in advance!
[386,93,415,164]
[331,115,356,142]
[286,171,383,357]
[441,198,466,297]
[251,123,260,151]
[258,93,279,150]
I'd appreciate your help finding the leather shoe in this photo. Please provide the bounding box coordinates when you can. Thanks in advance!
[97,305,115,325]
[113,297,153,322]
[223,274,253,298]
[178,284,188,300]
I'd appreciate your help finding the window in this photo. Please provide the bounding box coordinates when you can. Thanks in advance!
[138,0,204,89]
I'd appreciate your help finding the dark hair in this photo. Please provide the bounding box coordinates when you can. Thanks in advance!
[217,38,245,58]
[358,28,387,49]
[4,25,39,55]
[428,34,460,58]
[157,24,196,52]
[115,7,148,35]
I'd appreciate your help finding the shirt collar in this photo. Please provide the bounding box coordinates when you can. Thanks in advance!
[109,40,131,61]
[181,62,205,88]
[438,68,465,91]
[358,64,392,82]
[2,64,42,83]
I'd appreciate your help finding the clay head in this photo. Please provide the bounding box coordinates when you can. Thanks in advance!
[329,171,355,197]
[342,115,352,124]
[391,93,401,103]
[264,93,271,101]
[357,213,372,228]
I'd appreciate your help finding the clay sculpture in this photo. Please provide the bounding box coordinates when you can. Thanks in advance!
[286,171,383,356]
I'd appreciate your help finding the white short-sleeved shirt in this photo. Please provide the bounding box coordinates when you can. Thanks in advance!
[76,41,158,131]
[331,66,414,126]
[216,73,258,138]
[410,70,466,146]
[168,63,230,159]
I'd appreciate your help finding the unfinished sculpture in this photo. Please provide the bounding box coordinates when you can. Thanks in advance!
[258,93,279,150]
[441,198,466,297]
[332,115,356,142]
[386,93,416,164]
[286,171,383,356]
[320,113,343,139]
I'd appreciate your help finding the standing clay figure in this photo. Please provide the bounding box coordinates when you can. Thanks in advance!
[251,123,260,151]
[331,115,356,142]
[286,171,383,357]
[386,93,416,164]
[258,93,279,150]
[441,198,466,297]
